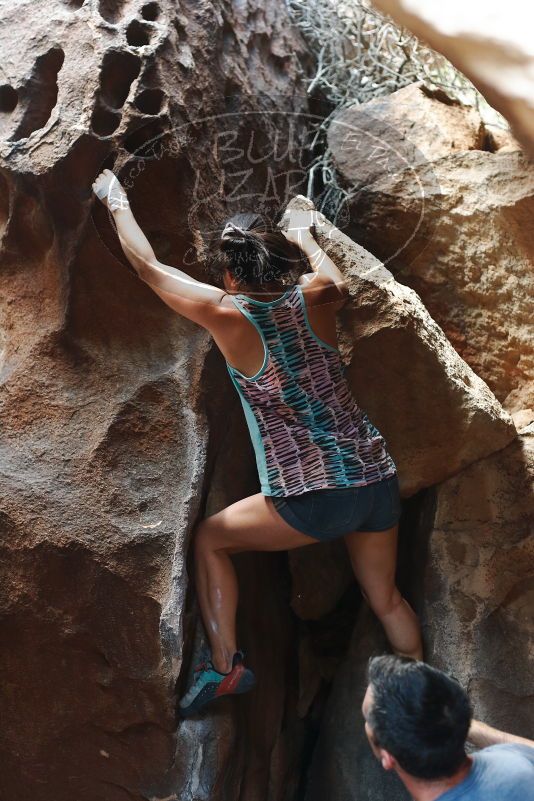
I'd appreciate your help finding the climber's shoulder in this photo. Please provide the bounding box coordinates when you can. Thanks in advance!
[297,272,350,311]
[140,264,231,329]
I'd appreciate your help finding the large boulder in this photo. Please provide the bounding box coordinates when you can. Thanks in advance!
[285,193,516,500]
[421,415,534,737]
[328,83,534,415]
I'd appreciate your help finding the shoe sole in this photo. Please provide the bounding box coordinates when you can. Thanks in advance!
[179,668,257,718]
[215,664,256,697]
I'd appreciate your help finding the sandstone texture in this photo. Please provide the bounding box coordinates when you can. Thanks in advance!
[0,1,312,799]
[328,83,534,414]
[421,416,534,738]
[300,81,534,792]
[286,193,532,800]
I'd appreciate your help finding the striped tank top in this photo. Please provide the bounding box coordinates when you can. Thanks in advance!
[225,283,397,497]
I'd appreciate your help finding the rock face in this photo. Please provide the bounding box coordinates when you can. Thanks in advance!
[302,86,534,799]
[328,83,534,414]
[421,417,534,738]
[0,2,312,800]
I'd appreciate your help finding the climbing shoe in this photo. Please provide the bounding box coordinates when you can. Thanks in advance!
[178,649,256,718]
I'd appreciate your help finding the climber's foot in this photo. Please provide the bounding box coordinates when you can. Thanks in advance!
[178,649,256,718]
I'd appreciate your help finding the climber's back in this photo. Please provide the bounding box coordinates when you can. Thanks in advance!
[223,281,397,497]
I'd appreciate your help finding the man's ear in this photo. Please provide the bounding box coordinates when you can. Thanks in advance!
[379,748,396,772]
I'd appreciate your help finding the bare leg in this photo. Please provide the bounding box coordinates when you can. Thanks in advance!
[343,525,423,660]
[193,493,319,673]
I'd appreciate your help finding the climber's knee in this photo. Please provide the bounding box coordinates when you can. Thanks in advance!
[364,584,403,620]
[193,518,216,556]
[193,517,228,557]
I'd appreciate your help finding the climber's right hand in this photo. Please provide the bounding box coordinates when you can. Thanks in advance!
[280,209,318,248]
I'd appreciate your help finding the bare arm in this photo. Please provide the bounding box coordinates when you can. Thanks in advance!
[279,208,349,298]
[91,170,226,327]
[299,231,349,294]
[111,204,222,304]
[468,719,534,750]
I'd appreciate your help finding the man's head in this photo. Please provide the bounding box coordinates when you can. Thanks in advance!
[362,656,473,781]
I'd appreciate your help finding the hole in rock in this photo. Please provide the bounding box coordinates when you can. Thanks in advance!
[480,129,499,153]
[272,52,291,75]
[99,50,141,109]
[91,106,121,136]
[0,85,18,113]
[224,77,242,113]
[11,48,64,141]
[172,17,187,38]
[98,0,127,23]
[246,32,271,69]
[64,0,85,7]
[141,2,159,21]
[126,19,152,47]
[222,18,235,51]
[101,153,117,172]
[123,119,167,157]
[134,88,164,115]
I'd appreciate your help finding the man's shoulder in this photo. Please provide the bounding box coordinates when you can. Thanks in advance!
[468,744,534,800]
[478,743,534,763]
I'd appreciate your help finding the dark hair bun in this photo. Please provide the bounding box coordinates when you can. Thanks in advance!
[205,209,307,289]
[220,226,248,247]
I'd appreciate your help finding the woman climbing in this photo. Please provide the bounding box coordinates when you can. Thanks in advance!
[92,169,423,719]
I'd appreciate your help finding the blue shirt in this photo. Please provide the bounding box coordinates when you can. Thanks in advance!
[436,744,534,801]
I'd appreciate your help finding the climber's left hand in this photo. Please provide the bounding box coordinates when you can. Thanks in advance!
[92,169,129,212]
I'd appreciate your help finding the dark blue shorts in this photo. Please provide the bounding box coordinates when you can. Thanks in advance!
[270,473,401,542]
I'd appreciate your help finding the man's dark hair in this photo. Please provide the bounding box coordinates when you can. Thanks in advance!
[367,655,473,780]
[205,211,307,291]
